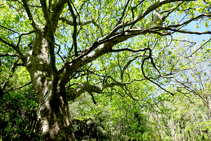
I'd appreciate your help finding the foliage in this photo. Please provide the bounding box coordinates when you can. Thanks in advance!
[0,87,40,141]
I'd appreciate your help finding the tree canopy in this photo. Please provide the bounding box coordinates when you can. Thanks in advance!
[0,0,211,140]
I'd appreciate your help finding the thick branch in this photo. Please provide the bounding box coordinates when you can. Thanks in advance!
[40,0,52,25]
[66,81,125,101]
[59,17,103,36]
[66,82,101,101]
[131,0,195,26]
[22,0,38,30]
[59,35,130,84]
[67,1,78,57]
[50,0,66,32]
[0,52,18,57]
[59,17,93,26]
[40,0,57,74]
[60,15,211,85]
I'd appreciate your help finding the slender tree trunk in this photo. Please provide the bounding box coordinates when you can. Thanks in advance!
[26,36,76,140]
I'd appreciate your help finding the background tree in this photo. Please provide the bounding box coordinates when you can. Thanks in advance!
[0,0,210,140]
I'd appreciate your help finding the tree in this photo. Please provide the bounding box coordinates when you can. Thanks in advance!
[0,0,210,140]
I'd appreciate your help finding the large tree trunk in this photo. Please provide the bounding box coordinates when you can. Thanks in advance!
[26,36,76,140]
[38,89,76,140]
[27,65,76,141]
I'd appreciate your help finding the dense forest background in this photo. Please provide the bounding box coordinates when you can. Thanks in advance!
[0,0,211,140]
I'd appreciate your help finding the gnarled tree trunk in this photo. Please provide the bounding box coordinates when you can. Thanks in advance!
[37,89,75,140]
[26,34,76,140]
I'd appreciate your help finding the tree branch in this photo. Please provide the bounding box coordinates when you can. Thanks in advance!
[22,0,38,30]
[115,0,131,26]
[59,17,104,36]
[131,0,195,26]
[0,24,35,48]
[110,48,149,53]
[0,24,19,34]
[66,81,127,101]
[186,38,211,58]
[92,20,104,37]
[120,54,143,82]
[1,57,19,95]
[0,52,18,57]
[59,17,93,26]
[16,30,35,47]
[168,13,211,28]
[89,92,97,104]
[40,0,57,74]
[67,1,78,57]
[40,0,52,26]
[131,0,145,19]
[56,43,65,63]
[50,0,66,32]
[3,81,32,95]
[141,50,174,96]
[167,28,211,35]
[0,37,26,61]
